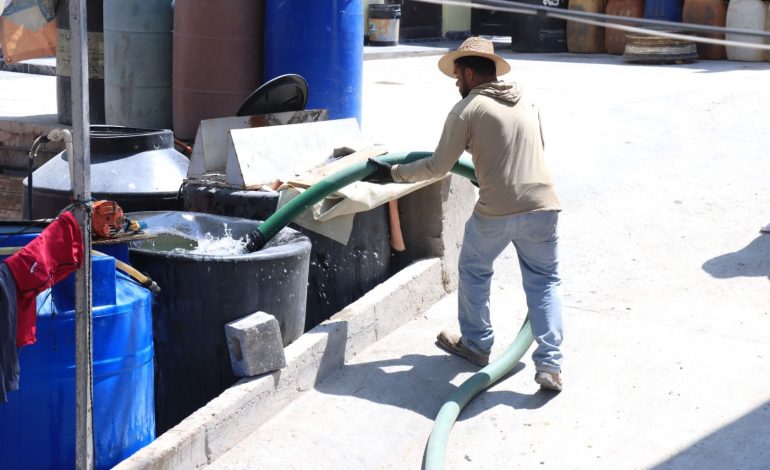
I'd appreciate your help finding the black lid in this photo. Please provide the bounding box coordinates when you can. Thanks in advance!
[236,74,308,117]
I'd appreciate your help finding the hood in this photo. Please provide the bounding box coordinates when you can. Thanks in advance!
[471,81,521,105]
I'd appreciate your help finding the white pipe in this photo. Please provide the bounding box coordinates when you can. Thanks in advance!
[46,128,75,190]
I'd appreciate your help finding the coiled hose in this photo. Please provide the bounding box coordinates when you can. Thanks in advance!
[245,151,534,469]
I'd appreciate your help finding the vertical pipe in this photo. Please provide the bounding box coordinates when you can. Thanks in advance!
[69,0,94,468]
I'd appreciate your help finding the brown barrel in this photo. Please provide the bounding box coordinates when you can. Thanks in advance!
[172,0,265,141]
[567,0,607,53]
[605,0,644,54]
[682,0,727,59]
[56,0,105,125]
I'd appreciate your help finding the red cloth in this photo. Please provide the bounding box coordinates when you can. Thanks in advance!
[5,211,83,347]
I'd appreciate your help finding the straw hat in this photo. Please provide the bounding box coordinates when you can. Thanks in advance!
[438,37,511,78]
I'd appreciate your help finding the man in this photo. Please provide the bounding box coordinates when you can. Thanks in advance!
[365,37,563,391]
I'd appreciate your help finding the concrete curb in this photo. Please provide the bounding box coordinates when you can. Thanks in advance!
[0,59,56,76]
[114,257,447,470]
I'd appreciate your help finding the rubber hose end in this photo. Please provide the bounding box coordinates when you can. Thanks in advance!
[142,277,161,294]
[246,229,267,252]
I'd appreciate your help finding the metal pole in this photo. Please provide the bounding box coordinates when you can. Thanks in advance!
[69,0,94,468]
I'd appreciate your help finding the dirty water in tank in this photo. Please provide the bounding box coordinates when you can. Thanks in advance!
[129,211,295,256]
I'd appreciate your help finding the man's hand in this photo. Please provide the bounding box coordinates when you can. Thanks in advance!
[362,158,393,183]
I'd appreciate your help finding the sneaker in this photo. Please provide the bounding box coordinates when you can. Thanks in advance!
[534,371,563,391]
[435,330,490,367]
[761,223,770,234]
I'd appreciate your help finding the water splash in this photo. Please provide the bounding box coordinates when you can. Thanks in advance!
[169,224,248,256]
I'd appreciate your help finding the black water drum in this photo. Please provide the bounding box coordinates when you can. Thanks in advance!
[368,4,401,46]
[182,183,392,332]
[128,211,311,434]
[56,0,106,125]
[511,0,568,53]
[23,126,188,218]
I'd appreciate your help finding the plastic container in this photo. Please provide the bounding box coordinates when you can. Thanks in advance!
[172,0,265,141]
[55,0,105,125]
[643,0,683,22]
[265,1,364,123]
[104,0,173,129]
[681,0,726,60]
[511,0,568,53]
[0,237,154,470]
[567,0,607,53]
[127,211,311,434]
[368,4,401,46]
[181,183,392,333]
[605,0,644,54]
[23,126,189,218]
[725,0,768,61]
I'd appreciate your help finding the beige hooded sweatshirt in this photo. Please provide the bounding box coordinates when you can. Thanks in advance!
[392,81,560,217]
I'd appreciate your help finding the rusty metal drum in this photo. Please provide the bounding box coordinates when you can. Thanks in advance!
[172,0,265,141]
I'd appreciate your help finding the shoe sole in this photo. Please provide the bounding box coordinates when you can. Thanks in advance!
[534,376,562,392]
[435,336,489,367]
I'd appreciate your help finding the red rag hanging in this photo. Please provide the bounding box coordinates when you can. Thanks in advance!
[4,211,84,347]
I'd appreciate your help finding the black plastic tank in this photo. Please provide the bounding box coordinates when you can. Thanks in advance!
[182,183,392,331]
[23,126,189,219]
[511,0,568,53]
[127,211,311,434]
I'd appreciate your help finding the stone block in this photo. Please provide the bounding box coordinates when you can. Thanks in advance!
[225,312,287,377]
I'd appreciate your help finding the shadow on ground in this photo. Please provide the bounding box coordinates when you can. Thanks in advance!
[650,399,770,469]
[314,353,558,420]
[702,235,770,280]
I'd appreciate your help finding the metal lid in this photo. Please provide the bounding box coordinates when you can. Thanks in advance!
[27,125,189,194]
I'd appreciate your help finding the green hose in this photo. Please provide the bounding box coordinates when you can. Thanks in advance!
[425,320,534,469]
[245,150,535,469]
[247,151,464,250]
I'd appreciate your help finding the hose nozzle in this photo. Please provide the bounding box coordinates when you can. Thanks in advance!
[245,229,267,252]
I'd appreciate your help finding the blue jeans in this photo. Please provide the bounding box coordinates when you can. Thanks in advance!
[457,210,563,373]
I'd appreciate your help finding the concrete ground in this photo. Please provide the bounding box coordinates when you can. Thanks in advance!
[212,51,770,469]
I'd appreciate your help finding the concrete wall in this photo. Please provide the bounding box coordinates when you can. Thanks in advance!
[396,174,476,291]
[0,118,64,220]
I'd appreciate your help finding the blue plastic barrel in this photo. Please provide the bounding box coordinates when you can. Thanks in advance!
[264,1,364,123]
[643,0,683,22]
[0,231,155,470]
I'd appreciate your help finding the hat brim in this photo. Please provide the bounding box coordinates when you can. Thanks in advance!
[438,50,511,78]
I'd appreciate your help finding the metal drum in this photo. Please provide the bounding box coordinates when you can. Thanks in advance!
[104,0,174,128]
[172,0,265,141]
[511,0,568,53]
